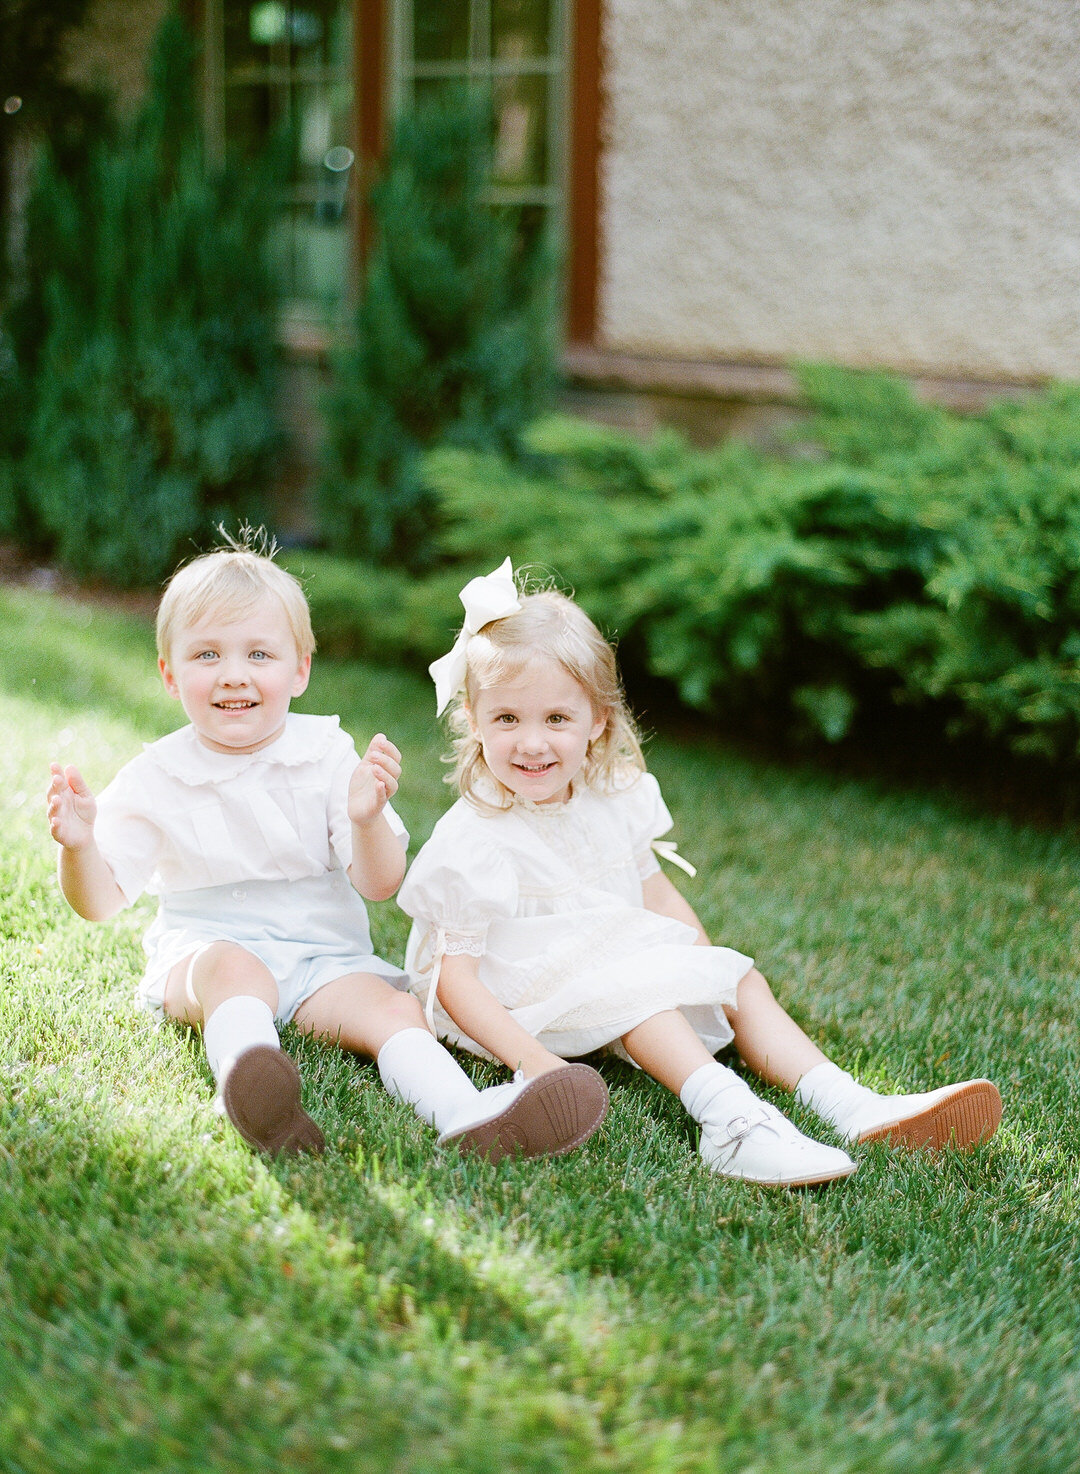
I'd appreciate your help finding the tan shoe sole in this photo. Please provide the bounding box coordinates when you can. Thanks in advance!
[857,1079,1002,1150]
[448,1064,609,1163]
[222,1045,325,1157]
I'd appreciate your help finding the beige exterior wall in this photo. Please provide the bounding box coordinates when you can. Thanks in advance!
[599,0,1080,383]
[62,0,170,112]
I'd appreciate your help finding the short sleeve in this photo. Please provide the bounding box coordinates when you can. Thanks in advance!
[617,771,675,881]
[327,734,410,871]
[93,760,163,905]
[398,824,518,953]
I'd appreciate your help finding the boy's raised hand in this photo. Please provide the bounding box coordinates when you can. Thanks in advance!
[348,734,402,827]
[47,763,98,850]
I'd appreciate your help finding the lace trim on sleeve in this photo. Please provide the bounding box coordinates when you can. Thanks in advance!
[443,932,485,958]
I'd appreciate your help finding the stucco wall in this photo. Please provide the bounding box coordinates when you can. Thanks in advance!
[599,0,1080,382]
[63,0,170,112]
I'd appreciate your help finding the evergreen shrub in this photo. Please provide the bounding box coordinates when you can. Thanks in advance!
[3,10,282,585]
[295,368,1080,767]
[318,90,555,570]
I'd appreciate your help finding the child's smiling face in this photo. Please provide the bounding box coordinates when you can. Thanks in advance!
[469,657,607,805]
[159,594,311,754]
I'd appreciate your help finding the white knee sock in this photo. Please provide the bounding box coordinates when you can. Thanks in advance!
[377,1028,482,1134]
[679,1060,763,1128]
[203,996,279,1088]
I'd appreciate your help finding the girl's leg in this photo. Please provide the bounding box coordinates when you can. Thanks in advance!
[163,942,324,1156]
[293,975,607,1161]
[620,1008,855,1187]
[725,968,827,1088]
[727,969,1001,1150]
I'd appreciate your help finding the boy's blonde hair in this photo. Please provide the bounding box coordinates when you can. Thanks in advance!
[447,586,644,809]
[156,531,315,664]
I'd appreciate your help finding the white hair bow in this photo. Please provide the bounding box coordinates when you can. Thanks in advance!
[429,557,521,715]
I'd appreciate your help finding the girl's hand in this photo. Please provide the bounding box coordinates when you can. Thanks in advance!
[47,763,97,850]
[348,734,402,828]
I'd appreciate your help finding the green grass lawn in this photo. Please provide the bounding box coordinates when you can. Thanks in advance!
[1,582,1078,1474]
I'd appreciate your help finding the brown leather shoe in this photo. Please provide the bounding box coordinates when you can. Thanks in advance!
[222,1045,325,1156]
[440,1063,609,1163]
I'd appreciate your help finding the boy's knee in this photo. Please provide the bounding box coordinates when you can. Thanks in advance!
[381,989,426,1031]
[194,942,278,1010]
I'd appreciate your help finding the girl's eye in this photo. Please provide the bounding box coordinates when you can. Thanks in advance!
[547,714,568,725]
[495,713,516,724]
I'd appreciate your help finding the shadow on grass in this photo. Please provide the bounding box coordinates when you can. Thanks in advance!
[0,1070,610,1472]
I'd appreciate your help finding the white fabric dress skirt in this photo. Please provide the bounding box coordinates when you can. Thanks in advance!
[398,773,754,1062]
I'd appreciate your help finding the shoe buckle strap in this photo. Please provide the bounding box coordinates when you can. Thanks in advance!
[712,1106,773,1159]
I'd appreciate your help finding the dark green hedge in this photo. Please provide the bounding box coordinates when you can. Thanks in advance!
[1,12,281,586]
[291,366,1080,768]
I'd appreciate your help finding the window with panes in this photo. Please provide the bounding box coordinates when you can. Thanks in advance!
[203,0,356,323]
[201,1,567,321]
[391,0,567,253]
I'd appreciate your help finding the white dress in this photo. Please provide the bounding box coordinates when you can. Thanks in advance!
[93,714,408,1021]
[398,772,753,1061]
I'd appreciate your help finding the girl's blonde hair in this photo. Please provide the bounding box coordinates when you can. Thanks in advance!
[447,585,644,809]
[156,530,315,664]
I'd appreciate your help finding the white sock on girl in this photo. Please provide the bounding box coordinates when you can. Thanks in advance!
[795,1061,1002,1149]
[680,1060,856,1187]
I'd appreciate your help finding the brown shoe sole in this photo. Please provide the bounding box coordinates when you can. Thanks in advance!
[857,1079,1002,1150]
[450,1064,609,1164]
[222,1045,325,1157]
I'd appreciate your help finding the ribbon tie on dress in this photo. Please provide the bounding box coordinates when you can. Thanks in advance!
[429,557,522,716]
[651,839,698,878]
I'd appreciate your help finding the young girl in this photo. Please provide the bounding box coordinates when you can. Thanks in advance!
[397,559,1003,1187]
[46,538,607,1161]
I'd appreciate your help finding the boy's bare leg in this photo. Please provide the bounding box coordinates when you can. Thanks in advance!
[162,943,322,1156]
[291,972,427,1055]
[162,940,279,1025]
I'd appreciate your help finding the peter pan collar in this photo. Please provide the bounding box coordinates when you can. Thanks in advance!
[145,713,342,785]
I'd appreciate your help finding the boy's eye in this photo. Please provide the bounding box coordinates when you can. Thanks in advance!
[195,650,218,661]
[250,650,270,660]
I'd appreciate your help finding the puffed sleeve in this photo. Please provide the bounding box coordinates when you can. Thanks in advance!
[617,771,676,881]
[327,731,409,871]
[398,820,518,956]
[92,757,164,905]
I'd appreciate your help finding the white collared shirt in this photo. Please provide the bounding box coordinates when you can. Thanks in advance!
[94,713,407,903]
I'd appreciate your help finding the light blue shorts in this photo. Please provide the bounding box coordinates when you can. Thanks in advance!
[137,871,407,1024]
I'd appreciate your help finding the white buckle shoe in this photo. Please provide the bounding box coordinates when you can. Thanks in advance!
[700,1100,857,1187]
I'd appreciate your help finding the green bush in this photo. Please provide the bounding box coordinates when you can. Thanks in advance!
[295,368,1080,767]
[281,549,463,666]
[3,10,282,585]
[318,90,555,570]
